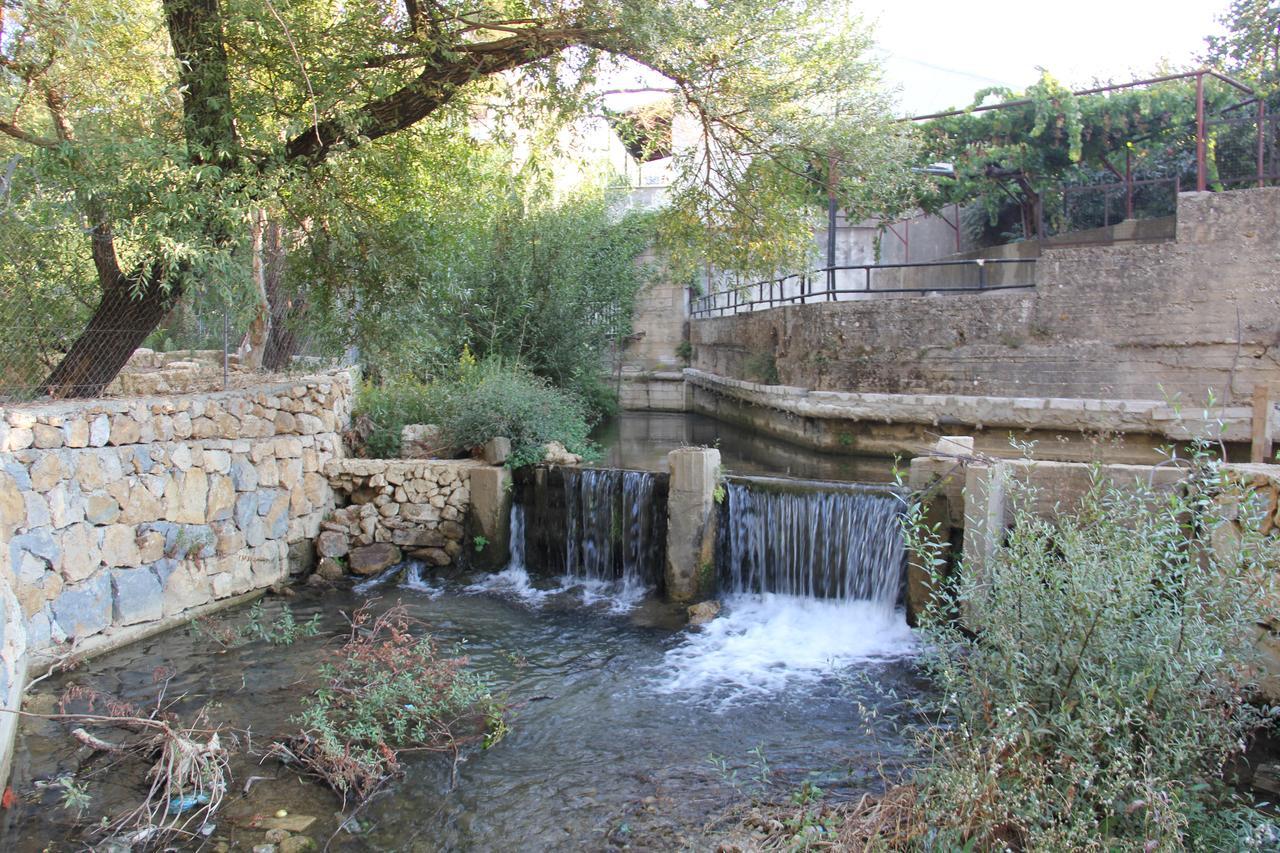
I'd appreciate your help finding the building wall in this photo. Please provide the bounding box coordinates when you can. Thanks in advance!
[622,252,690,372]
[691,189,1280,405]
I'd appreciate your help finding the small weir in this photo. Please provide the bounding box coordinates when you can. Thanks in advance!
[664,474,914,699]
[718,476,907,605]
[517,466,667,596]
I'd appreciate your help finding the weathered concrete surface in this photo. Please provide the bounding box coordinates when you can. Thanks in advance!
[618,371,691,412]
[665,447,720,602]
[468,466,512,571]
[685,367,1276,463]
[620,259,689,372]
[692,189,1280,409]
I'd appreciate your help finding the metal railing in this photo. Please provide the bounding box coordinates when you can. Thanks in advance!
[690,258,1036,319]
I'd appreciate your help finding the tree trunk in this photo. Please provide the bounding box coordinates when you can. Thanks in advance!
[261,222,309,371]
[39,269,181,398]
[237,208,271,370]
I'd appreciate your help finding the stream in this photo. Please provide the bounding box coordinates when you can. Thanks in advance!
[2,412,924,851]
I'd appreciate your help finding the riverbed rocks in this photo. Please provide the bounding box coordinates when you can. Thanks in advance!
[321,459,483,576]
[687,600,721,626]
[348,543,402,576]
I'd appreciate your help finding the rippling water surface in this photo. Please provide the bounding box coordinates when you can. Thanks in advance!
[2,571,923,851]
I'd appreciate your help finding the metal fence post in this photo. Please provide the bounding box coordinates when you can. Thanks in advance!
[222,304,230,389]
[1196,71,1207,192]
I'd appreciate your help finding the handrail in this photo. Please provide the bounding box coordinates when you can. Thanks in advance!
[691,258,1037,319]
[905,69,1254,123]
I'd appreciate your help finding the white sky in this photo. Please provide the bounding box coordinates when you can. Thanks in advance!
[867,0,1232,116]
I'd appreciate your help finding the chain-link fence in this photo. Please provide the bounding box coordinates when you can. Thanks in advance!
[0,156,343,402]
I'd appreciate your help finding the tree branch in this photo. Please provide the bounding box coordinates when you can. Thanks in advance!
[283,28,605,164]
[0,119,57,148]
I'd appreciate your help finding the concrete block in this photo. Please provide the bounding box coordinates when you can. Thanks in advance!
[665,447,721,602]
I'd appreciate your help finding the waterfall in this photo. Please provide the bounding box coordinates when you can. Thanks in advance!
[562,468,665,591]
[718,477,906,606]
[508,502,527,570]
[663,476,913,700]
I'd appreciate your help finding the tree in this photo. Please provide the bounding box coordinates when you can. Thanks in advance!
[1,0,912,396]
[1206,0,1280,87]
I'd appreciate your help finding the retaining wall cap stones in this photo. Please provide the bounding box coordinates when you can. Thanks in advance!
[2,368,356,422]
[324,458,485,478]
[681,368,1267,443]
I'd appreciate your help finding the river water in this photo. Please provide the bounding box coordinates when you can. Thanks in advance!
[3,413,924,851]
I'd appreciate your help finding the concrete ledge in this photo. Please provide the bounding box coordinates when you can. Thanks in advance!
[683,368,1275,444]
[25,587,266,674]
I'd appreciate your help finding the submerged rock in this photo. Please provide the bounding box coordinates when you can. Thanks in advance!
[687,600,721,627]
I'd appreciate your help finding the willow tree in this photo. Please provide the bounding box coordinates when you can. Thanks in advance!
[1,0,911,395]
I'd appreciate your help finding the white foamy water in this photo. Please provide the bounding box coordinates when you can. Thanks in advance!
[467,503,651,613]
[659,593,916,700]
[354,562,444,598]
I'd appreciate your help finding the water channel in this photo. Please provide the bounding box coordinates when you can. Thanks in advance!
[2,412,924,851]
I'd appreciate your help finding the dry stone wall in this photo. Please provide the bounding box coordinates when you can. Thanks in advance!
[0,369,354,656]
[321,459,480,575]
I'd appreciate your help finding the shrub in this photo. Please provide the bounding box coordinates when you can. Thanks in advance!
[899,450,1280,850]
[355,357,598,467]
[280,604,504,803]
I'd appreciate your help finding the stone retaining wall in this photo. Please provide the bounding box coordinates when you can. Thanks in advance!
[320,459,482,574]
[0,369,354,656]
[692,189,1280,405]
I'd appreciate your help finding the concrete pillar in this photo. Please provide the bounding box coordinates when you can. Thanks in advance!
[468,466,512,571]
[960,461,1009,630]
[905,436,972,624]
[665,447,721,602]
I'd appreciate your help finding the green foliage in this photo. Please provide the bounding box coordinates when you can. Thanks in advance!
[1206,0,1280,87]
[473,535,489,553]
[54,776,92,817]
[356,357,597,468]
[2,0,917,391]
[191,601,322,647]
[289,604,503,801]
[903,448,1280,850]
[914,71,1256,242]
[675,340,693,365]
[742,352,780,385]
[444,184,656,414]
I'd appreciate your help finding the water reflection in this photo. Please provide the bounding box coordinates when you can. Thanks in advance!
[591,411,904,482]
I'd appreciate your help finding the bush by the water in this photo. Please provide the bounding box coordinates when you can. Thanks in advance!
[281,604,503,802]
[356,356,597,467]
[884,452,1280,850]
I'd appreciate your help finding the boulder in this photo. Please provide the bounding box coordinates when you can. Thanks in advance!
[315,530,349,559]
[409,547,451,567]
[687,600,721,627]
[543,441,582,466]
[315,557,346,581]
[347,543,402,576]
